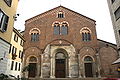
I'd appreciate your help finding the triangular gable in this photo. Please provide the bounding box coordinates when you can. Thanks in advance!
[25,6,95,23]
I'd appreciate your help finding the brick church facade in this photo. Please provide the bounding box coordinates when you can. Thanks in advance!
[23,6,119,79]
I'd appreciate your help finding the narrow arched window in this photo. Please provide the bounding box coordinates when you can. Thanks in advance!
[82,33,84,41]
[31,33,34,41]
[31,33,39,42]
[58,11,64,18]
[36,33,39,41]
[80,27,91,41]
[54,23,60,35]
[84,33,87,41]
[88,33,91,41]
[29,28,40,42]
[53,21,68,35]
[61,23,68,35]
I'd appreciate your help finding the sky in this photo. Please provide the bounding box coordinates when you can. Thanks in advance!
[14,0,116,44]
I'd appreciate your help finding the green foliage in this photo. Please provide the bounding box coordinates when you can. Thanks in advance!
[22,64,36,73]
[22,65,29,72]
[0,73,8,80]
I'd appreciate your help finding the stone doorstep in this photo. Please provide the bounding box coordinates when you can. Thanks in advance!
[29,78,105,80]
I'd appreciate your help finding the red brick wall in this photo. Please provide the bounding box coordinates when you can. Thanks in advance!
[24,6,98,51]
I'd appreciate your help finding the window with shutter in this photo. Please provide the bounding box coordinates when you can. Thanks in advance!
[4,0,12,7]
[0,10,9,32]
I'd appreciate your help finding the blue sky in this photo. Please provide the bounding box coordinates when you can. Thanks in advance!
[14,0,116,44]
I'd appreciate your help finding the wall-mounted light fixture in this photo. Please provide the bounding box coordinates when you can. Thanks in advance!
[13,14,19,21]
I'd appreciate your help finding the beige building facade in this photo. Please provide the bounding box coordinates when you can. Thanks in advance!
[7,28,25,78]
[0,0,19,74]
[23,6,119,79]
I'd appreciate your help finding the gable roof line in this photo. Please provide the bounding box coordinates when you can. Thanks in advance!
[60,6,96,22]
[98,39,116,46]
[25,6,96,23]
[25,6,60,23]
[13,28,25,41]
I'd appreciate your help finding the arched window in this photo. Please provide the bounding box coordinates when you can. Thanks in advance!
[31,32,39,42]
[58,11,64,18]
[54,23,60,35]
[61,23,68,35]
[29,56,37,62]
[80,27,91,41]
[29,28,40,42]
[84,56,93,62]
[55,52,66,59]
[53,21,68,35]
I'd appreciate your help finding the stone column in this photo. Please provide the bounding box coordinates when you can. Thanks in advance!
[83,63,86,78]
[50,57,55,78]
[52,57,55,78]
[26,72,28,78]
[78,54,82,78]
[40,54,43,78]
[37,64,40,78]
[93,62,96,77]
[66,57,69,78]
[96,53,101,78]
[68,55,71,78]
[22,54,25,78]
[50,56,52,78]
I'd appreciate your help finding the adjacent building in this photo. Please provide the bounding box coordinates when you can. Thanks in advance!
[107,0,120,64]
[7,28,25,78]
[0,0,19,74]
[107,0,120,54]
[23,6,119,79]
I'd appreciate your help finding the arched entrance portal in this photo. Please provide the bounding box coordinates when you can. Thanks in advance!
[55,49,68,78]
[84,56,93,77]
[28,56,37,78]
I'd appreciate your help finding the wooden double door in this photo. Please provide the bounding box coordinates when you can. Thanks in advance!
[85,63,93,77]
[28,63,37,78]
[55,59,66,78]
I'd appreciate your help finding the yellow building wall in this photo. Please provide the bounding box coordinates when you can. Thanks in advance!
[7,30,24,77]
[9,31,24,62]
[0,0,19,42]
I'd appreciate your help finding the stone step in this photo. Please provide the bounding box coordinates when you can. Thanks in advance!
[29,78,104,80]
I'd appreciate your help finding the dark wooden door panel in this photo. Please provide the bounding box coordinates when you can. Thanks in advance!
[85,63,93,77]
[28,63,37,77]
[55,59,65,78]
